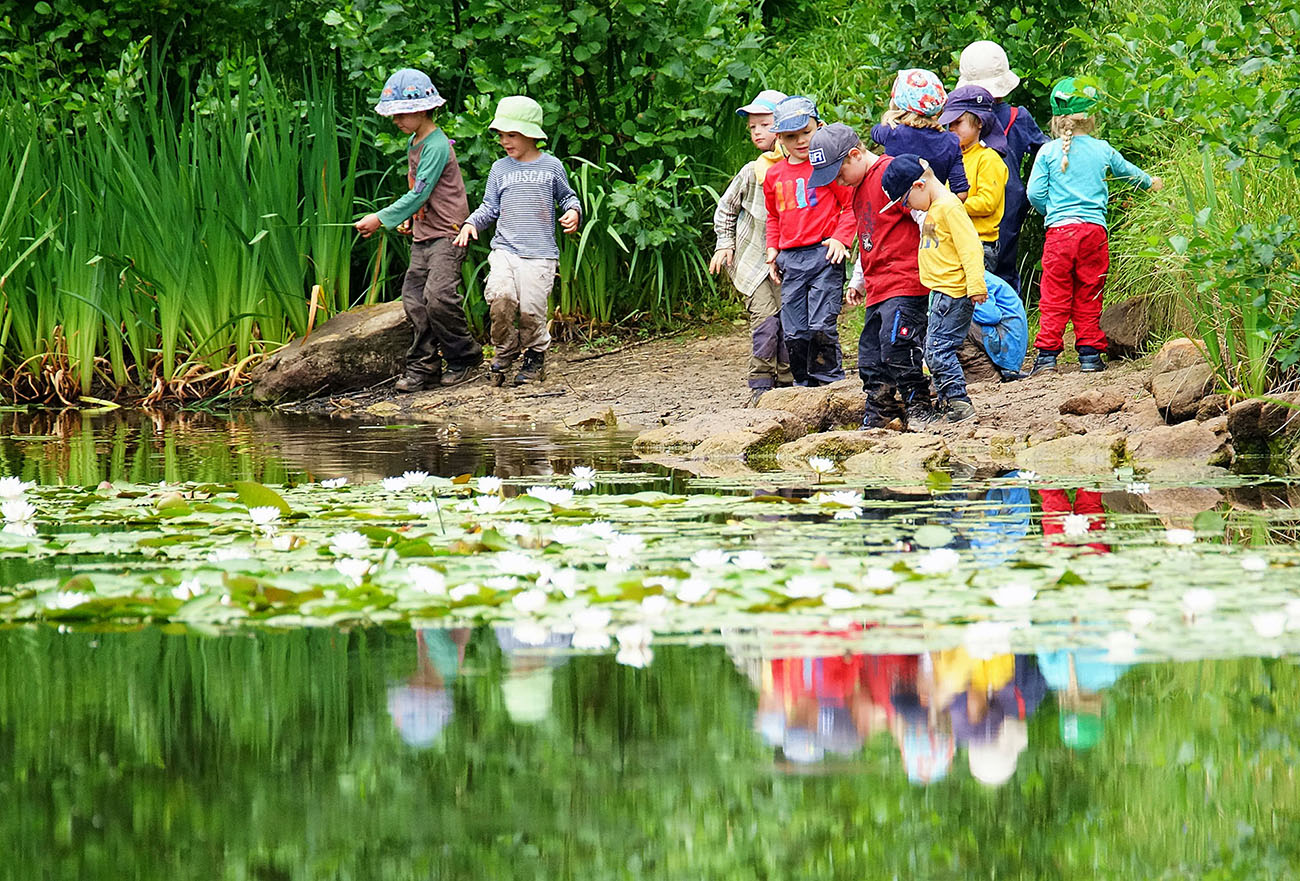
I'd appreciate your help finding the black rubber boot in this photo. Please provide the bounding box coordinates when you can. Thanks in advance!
[785,338,809,386]
[489,360,511,387]
[514,350,546,386]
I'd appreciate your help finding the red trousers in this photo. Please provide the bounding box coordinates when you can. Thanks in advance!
[1034,223,1109,353]
[1040,488,1110,553]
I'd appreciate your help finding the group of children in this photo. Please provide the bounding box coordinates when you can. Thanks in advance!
[712,40,1162,426]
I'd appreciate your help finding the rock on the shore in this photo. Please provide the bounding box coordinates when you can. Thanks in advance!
[250,301,409,401]
[1128,421,1230,473]
[1099,296,1150,359]
[1015,432,1126,475]
[842,434,951,479]
[756,379,865,430]
[1059,389,1125,416]
[775,430,887,470]
[631,408,812,455]
[1226,392,1300,469]
[1150,338,1214,423]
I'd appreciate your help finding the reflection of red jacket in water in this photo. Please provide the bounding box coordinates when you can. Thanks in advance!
[769,656,863,708]
[1040,488,1110,553]
[861,654,918,722]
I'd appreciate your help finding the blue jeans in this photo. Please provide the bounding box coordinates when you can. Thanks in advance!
[924,291,974,404]
[777,245,845,385]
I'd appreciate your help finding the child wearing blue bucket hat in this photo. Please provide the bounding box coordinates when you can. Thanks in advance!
[939,85,1009,272]
[355,69,483,392]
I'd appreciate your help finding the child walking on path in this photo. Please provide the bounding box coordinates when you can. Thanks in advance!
[956,41,1050,294]
[939,86,1009,272]
[1025,77,1162,375]
[813,124,934,429]
[881,154,988,423]
[871,70,970,198]
[455,96,581,386]
[710,89,794,403]
[355,69,483,392]
[763,96,856,386]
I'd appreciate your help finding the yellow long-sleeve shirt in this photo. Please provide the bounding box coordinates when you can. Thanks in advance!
[918,191,988,300]
[961,142,1008,242]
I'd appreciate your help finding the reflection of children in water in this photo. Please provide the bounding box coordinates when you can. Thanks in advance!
[1037,649,1129,751]
[495,625,573,725]
[949,654,1047,785]
[759,654,871,763]
[1040,487,1110,552]
[387,627,470,748]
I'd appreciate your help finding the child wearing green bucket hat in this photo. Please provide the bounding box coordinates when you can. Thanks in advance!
[455,96,581,386]
[1025,76,1163,376]
[355,69,484,392]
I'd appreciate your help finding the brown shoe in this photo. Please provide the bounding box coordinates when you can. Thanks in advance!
[395,373,440,393]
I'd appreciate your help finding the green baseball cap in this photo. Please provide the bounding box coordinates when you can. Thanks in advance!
[489,95,547,140]
[1060,711,1103,750]
[1049,76,1101,115]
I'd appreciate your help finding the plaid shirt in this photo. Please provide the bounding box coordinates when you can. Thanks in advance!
[713,159,773,296]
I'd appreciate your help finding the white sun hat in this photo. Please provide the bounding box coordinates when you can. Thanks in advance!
[955,41,1021,98]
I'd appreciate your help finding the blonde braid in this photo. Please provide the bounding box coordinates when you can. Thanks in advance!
[1050,114,1096,172]
[1061,117,1074,172]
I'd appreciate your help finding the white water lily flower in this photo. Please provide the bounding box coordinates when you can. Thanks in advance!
[335,557,371,585]
[607,533,646,559]
[733,550,769,570]
[807,456,837,475]
[484,576,518,591]
[382,476,410,492]
[402,470,430,486]
[476,475,503,495]
[990,583,1036,608]
[1104,630,1139,664]
[494,551,539,576]
[1061,513,1091,537]
[247,505,280,528]
[615,624,654,668]
[1017,470,1037,481]
[511,621,551,646]
[640,594,670,619]
[207,547,251,563]
[2,499,36,523]
[47,591,95,610]
[407,565,447,595]
[449,583,481,602]
[527,486,574,507]
[3,522,36,537]
[511,588,548,614]
[172,579,202,601]
[605,559,632,574]
[585,521,619,540]
[571,608,612,650]
[690,548,730,568]
[498,522,531,538]
[821,587,860,609]
[271,534,296,551]
[863,567,899,590]
[1251,612,1287,639]
[0,477,33,499]
[547,567,580,598]
[549,525,588,545]
[1240,554,1268,572]
[1125,608,1156,631]
[1285,599,1300,629]
[407,500,439,517]
[1181,588,1217,620]
[785,575,826,598]
[320,477,348,489]
[1165,528,1196,546]
[821,490,864,508]
[674,577,711,604]
[329,530,369,556]
[963,620,1015,659]
[571,466,597,491]
[473,495,504,514]
[833,505,862,521]
[1125,481,1150,495]
[914,547,960,575]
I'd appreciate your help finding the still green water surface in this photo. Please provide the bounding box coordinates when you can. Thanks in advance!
[2,410,1299,879]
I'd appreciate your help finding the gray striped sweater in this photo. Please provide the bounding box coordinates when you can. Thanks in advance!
[465,154,581,259]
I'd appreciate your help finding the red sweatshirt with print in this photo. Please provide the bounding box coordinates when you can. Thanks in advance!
[763,158,857,252]
[853,155,928,307]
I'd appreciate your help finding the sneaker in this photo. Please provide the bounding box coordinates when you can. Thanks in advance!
[905,401,940,428]
[1029,352,1058,377]
[440,365,479,387]
[860,415,891,431]
[513,350,546,386]
[947,398,977,423]
[746,388,769,408]
[489,361,511,387]
[395,373,440,393]
[1078,353,1106,372]
[999,369,1025,383]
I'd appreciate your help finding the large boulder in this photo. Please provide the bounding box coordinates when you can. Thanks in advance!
[1099,296,1150,359]
[1151,337,1209,376]
[1128,421,1231,472]
[1015,432,1126,475]
[1059,389,1125,416]
[842,434,950,479]
[631,408,813,454]
[1226,392,1300,468]
[1152,364,1215,423]
[775,430,887,469]
[756,379,864,430]
[250,301,410,401]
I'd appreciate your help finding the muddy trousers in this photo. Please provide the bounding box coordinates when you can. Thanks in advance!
[745,279,793,390]
[484,249,556,364]
[925,291,975,405]
[858,295,929,423]
[401,238,483,380]
[1034,223,1109,354]
[777,245,845,386]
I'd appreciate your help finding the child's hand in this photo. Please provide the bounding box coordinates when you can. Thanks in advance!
[766,247,781,283]
[396,219,412,235]
[453,223,478,248]
[1149,176,1164,193]
[822,237,849,264]
[845,285,865,307]
[708,249,733,275]
[354,214,383,238]
[970,289,989,305]
[559,209,581,234]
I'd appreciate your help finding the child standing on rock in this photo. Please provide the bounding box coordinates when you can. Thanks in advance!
[455,96,581,386]
[355,69,483,392]
[710,89,794,405]
[763,96,856,386]
[1025,77,1162,375]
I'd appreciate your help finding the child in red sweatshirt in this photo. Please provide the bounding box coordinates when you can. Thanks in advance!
[763,96,856,386]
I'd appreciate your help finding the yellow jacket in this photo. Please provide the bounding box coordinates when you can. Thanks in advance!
[961,142,1008,242]
[918,191,989,300]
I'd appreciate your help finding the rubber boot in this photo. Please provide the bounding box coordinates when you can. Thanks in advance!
[785,338,810,386]
[514,350,546,386]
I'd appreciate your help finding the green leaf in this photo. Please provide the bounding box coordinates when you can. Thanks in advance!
[1193,511,1225,533]
[913,525,954,548]
[233,481,291,514]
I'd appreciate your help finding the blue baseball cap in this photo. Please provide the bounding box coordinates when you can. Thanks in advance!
[808,123,860,188]
[770,95,820,133]
[736,88,788,117]
[879,153,930,212]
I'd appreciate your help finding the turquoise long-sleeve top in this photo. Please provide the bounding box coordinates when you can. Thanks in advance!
[1026,134,1152,229]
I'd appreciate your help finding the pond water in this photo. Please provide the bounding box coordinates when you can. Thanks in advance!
[3,410,1299,878]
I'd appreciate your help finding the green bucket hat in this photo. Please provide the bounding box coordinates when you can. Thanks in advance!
[1049,76,1101,116]
[1060,711,1103,750]
[489,95,547,140]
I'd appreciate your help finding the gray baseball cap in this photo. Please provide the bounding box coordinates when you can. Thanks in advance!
[808,122,860,188]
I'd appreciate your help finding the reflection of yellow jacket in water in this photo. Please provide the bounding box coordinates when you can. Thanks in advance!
[933,648,1015,706]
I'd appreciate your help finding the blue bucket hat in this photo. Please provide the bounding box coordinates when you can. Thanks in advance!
[938,85,1008,154]
[770,95,820,133]
[375,69,447,116]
